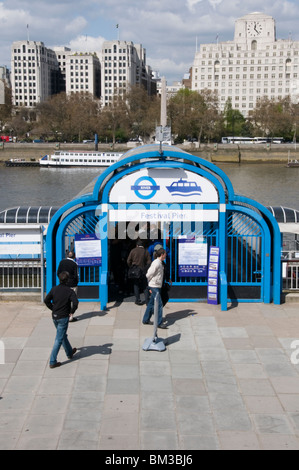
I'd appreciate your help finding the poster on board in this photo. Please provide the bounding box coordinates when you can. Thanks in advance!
[75,234,102,266]
[178,236,208,277]
[207,246,220,305]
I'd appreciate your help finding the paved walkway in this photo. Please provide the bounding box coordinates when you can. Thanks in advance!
[0,298,299,450]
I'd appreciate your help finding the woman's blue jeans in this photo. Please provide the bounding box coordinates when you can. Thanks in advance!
[50,316,73,366]
[142,287,163,325]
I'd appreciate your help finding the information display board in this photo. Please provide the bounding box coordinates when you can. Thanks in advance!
[75,234,102,267]
[0,226,42,258]
[178,236,208,277]
[207,246,220,304]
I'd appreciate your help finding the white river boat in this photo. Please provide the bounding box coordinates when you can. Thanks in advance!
[40,150,123,167]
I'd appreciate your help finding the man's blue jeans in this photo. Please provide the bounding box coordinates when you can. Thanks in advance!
[142,287,163,325]
[50,316,73,366]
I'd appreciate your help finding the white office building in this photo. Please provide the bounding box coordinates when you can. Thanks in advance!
[11,41,59,107]
[192,12,299,116]
[101,40,156,105]
[10,39,155,107]
[52,46,71,94]
[65,52,101,98]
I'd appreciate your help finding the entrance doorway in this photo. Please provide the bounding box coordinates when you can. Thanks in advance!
[106,211,220,303]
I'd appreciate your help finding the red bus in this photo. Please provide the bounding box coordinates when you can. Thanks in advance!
[0,136,12,142]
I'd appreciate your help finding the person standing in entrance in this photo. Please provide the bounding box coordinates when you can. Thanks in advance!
[127,239,151,305]
[57,250,79,322]
[142,248,168,328]
[44,271,78,369]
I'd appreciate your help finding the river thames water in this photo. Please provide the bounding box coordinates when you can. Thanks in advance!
[0,163,298,213]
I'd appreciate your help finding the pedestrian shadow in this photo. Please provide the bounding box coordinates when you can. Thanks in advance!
[75,310,109,321]
[69,343,113,362]
[106,299,124,309]
[164,309,197,326]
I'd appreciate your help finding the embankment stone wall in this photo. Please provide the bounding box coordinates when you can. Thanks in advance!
[0,142,296,164]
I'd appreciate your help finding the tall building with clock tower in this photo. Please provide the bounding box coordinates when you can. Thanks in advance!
[235,12,276,44]
[191,12,299,117]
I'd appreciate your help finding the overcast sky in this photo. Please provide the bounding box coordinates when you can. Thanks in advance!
[1,0,299,83]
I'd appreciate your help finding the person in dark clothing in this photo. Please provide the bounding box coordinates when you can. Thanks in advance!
[44,271,78,369]
[57,250,79,322]
[161,260,172,307]
[127,239,151,305]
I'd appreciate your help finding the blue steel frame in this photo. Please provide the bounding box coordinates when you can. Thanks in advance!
[226,204,271,304]
[56,205,101,301]
[167,219,218,289]
[99,160,226,308]
[63,211,101,291]
[45,145,282,311]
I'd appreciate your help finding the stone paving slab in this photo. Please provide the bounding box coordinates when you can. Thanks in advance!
[0,299,299,450]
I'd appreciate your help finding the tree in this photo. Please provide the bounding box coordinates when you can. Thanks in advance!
[250,96,293,139]
[36,92,100,141]
[9,107,36,139]
[37,93,69,140]
[168,89,194,140]
[290,102,299,143]
[125,85,160,142]
[67,92,100,141]
[191,89,221,143]
[223,98,248,137]
[0,83,13,132]
[168,88,221,143]
[100,94,129,145]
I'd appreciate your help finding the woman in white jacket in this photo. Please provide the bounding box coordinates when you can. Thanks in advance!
[142,248,168,328]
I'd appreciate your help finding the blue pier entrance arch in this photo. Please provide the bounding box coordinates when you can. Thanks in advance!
[45,145,282,311]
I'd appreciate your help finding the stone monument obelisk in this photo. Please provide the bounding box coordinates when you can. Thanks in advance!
[160,76,167,127]
[156,77,171,149]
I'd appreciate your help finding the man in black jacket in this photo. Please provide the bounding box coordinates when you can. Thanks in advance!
[127,239,151,305]
[44,271,78,369]
[57,250,79,322]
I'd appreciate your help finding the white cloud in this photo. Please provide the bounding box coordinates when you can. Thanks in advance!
[0,2,31,34]
[67,35,105,54]
[148,57,191,81]
[2,0,299,83]
[65,16,87,34]
[209,0,224,9]
[187,0,225,10]
[187,0,203,12]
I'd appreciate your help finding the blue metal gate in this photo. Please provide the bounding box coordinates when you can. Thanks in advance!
[167,220,218,301]
[61,208,264,303]
[227,210,263,301]
[64,210,101,300]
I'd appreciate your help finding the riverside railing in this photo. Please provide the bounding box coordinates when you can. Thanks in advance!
[0,259,44,300]
[283,260,299,291]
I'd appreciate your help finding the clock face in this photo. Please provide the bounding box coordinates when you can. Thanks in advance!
[247,21,262,37]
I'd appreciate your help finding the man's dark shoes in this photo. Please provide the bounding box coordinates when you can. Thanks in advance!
[158,322,168,329]
[49,362,61,369]
[69,317,78,322]
[135,300,143,305]
[68,348,77,359]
